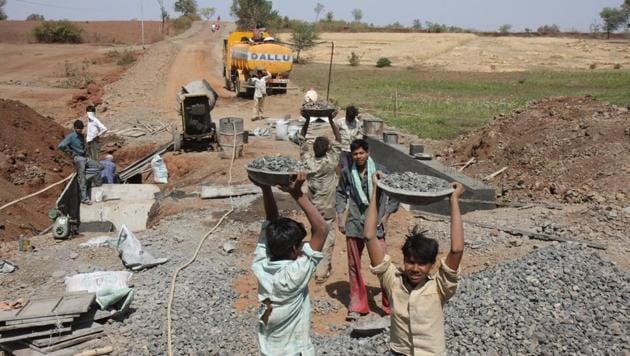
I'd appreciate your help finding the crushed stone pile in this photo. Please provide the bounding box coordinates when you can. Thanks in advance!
[0,99,73,241]
[381,172,451,192]
[443,96,630,206]
[248,156,307,172]
[312,244,629,355]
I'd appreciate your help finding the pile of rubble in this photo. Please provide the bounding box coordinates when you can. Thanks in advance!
[443,96,629,206]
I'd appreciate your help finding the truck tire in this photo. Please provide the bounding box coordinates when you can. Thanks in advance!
[273,83,287,95]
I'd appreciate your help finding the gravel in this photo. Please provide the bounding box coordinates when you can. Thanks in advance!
[381,172,451,192]
[247,156,307,172]
[311,244,629,355]
[302,100,335,110]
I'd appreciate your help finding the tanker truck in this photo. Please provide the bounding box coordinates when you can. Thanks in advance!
[223,31,293,97]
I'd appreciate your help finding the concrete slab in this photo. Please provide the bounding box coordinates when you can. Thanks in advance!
[83,184,159,232]
[365,137,495,215]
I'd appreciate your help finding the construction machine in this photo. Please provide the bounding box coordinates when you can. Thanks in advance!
[223,31,293,97]
[174,79,219,150]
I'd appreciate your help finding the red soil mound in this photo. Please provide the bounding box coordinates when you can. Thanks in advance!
[0,99,74,241]
[443,96,630,206]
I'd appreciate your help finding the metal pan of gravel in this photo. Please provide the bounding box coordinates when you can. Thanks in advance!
[246,156,309,186]
[378,172,454,205]
[301,100,336,118]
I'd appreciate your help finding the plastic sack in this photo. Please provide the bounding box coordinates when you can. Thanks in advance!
[150,154,168,184]
[117,225,169,271]
[65,271,134,309]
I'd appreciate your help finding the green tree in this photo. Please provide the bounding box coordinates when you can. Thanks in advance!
[26,14,45,21]
[156,0,170,33]
[325,11,333,22]
[174,0,197,16]
[314,2,324,22]
[199,7,216,20]
[230,0,280,30]
[498,24,512,33]
[600,7,625,38]
[291,22,319,63]
[537,24,560,33]
[412,19,422,30]
[0,0,7,21]
[351,8,363,22]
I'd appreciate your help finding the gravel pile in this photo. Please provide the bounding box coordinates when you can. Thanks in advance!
[248,156,307,172]
[311,244,629,355]
[302,100,335,110]
[381,172,451,192]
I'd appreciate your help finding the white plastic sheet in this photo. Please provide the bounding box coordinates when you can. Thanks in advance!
[150,154,168,184]
[117,225,169,271]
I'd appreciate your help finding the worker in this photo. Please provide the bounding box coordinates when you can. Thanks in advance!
[250,172,328,355]
[251,68,271,121]
[364,174,465,355]
[293,109,342,283]
[58,120,93,204]
[85,105,107,161]
[100,154,117,184]
[335,139,399,321]
[335,105,363,172]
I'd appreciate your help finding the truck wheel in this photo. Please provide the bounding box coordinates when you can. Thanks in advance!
[274,83,287,95]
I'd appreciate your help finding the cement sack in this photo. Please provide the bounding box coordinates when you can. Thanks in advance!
[65,271,134,309]
[150,154,168,184]
[117,225,169,271]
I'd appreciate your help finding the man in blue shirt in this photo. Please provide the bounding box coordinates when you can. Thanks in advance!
[250,172,328,356]
[100,154,117,184]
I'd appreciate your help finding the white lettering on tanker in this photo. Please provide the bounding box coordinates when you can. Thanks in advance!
[249,53,293,62]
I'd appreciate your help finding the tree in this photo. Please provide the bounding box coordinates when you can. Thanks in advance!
[26,14,45,21]
[174,0,197,16]
[600,7,625,39]
[412,19,422,30]
[314,2,324,22]
[199,7,216,20]
[157,0,170,33]
[325,11,333,22]
[537,24,560,33]
[0,0,7,21]
[291,22,319,63]
[351,8,363,23]
[230,0,280,30]
[498,24,512,33]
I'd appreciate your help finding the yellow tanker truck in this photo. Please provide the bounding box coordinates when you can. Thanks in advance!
[223,31,293,97]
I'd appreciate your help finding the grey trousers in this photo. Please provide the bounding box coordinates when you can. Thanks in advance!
[315,217,337,280]
[74,156,103,201]
[86,137,100,161]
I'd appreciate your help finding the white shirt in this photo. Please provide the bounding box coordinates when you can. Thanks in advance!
[334,117,363,152]
[252,74,271,98]
[252,221,323,356]
[86,112,107,143]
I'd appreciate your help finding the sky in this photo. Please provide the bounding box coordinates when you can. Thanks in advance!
[4,0,626,32]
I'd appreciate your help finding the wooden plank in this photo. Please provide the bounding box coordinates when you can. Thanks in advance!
[16,297,63,319]
[0,325,71,343]
[0,293,94,322]
[55,294,95,315]
[31,324,104,348]
[0,318,74,332]
[201,184,259,199]
[5,314,80,326]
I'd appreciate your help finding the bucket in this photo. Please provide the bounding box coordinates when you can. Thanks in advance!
[275,120,289,141]
[383,132,399,144]
[219,117,245,158]
[363,116,384,138]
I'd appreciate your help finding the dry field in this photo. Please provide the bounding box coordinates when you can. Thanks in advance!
[278,32,630,71]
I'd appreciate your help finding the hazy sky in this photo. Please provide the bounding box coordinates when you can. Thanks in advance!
[4,0,625,31]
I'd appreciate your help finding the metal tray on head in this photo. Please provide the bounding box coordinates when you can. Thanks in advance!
[377,180,454,205]
[246,166,296,187]
[300,107,336,119]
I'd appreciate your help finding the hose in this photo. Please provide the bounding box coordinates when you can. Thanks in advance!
[166,123,239,356]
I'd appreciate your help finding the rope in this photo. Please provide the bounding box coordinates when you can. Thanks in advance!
[0,174,74,212]
[166,122,239,356]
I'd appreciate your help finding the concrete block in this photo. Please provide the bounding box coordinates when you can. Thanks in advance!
[366,137,495,215]
[409,144,424,155]
[78,221,114,233]
[81,200,156,232]
[92,184,159,202]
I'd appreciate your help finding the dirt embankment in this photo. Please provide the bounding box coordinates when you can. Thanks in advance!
[0,100,74,241]
[0,20,170,45]
[443,96,630,206]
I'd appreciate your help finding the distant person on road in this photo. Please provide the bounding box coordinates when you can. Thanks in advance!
[100,154,117,184]
[364,174,465,355]
[293,109,342,283]
[58,120,102,205]
[252,68,271,121]
[250,172,329,356]
[85,105,107,161]
[335,105,363,172]
[335,139,399,321]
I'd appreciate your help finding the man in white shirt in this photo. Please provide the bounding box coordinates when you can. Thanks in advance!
[85,105,107,160]
[252,69,271,121]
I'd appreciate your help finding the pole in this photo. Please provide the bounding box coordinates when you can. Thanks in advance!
[326,41,334,101]
[140,0,145,49]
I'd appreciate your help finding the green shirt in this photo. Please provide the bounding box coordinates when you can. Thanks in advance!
[58,131,86,157]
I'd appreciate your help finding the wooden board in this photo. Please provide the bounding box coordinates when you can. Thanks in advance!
[0,293,95,322]
[0,325,71,343]
[0,317,74,332]
[31,324,104,348]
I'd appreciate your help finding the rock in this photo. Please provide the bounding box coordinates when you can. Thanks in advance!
[52,270,66,278]
[509,239,523,247]
[69,252,79,259]
[222,242,236,254]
